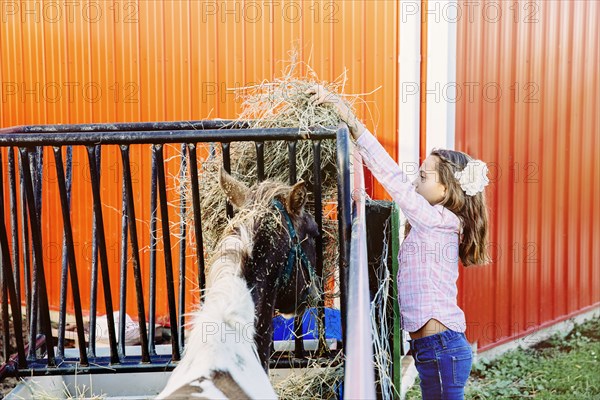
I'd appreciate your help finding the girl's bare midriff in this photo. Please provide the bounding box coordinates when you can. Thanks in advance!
[409,318,449,340]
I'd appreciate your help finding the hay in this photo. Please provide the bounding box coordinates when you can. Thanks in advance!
[370,218,399,398]
[272,353,345,400]
[13,378,106,399]
[233,55,349,134]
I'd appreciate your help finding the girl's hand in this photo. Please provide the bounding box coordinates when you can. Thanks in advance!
[307,84,366,140]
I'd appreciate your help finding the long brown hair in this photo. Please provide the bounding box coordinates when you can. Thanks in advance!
[405,149,490,266]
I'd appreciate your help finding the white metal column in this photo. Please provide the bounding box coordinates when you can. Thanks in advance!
[425,0,458,152]
[399,0,422,177]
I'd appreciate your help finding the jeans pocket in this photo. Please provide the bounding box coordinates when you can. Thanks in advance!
[452,352,473,385]
[413,348,436,365]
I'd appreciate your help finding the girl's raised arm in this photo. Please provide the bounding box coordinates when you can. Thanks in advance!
[307,85,448,230]
[355,130,446,231]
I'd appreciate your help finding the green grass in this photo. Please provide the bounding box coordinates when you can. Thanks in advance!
[405,318,600,399]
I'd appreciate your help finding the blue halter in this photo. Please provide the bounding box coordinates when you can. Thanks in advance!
[271,199,316,289]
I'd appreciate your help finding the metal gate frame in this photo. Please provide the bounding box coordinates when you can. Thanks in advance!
[0,120,354,379]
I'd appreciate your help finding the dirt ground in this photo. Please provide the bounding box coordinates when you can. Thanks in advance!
[0,319,20,398]
[1,376,18,398]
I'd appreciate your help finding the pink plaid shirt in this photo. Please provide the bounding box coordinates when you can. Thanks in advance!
[356,130,466,333]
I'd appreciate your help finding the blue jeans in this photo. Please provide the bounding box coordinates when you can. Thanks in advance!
[409,330,473,400]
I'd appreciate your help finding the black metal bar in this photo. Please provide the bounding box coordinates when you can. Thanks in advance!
[0,149,27,368]
[33,146,43,220]
[293,126,309,358]
[148,150,158,355]
[32,146,43,351]
[88,146,101,357]
[120,145,150,363]
[52,146,89,366]
[288,141,297,185]
[7,148,21,310]
[2,349,342,378]
[1,256,8,363]
[57,212,69,357]
[178,144,187,351]
[119,160,129,357]
[312,141,329,355]
[25,151,39,361]
[221,142,233,218]
[336,126,352,348]
[57,146,73,358]
[1,226,8,360]
[153,144,181,361]
[5,353,207,376]
[0,120,244,134]
[255,141,265,181]
[26,149,40,360]
[187,144,205,293]
[293,311,305,359]
[1,152,10,361]
[0,127,337,147]
[18,147,55,366]
[86,145,120,364]
[4,147,22,364]
[18,154,31,334]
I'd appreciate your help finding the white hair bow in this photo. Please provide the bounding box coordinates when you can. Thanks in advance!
[454,160,489,196]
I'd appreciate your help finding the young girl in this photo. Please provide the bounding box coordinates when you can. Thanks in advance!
[309,86,490,399]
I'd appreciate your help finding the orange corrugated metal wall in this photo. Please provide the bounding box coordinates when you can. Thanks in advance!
[455,0,599,351]
[0,1,398,318]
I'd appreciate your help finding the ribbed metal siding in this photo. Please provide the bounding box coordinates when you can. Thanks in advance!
[455,0,599,351]
[0,0,398,316]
